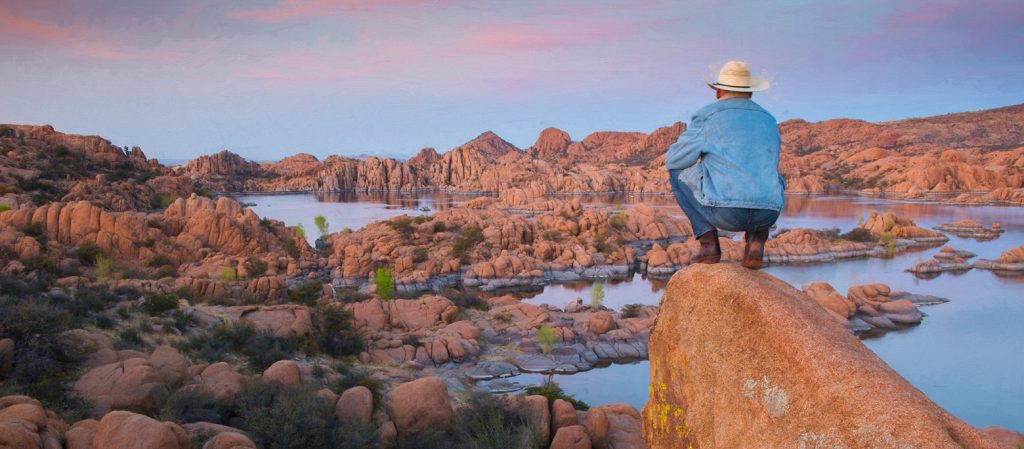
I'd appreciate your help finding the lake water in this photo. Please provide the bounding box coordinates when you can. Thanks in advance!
[239,191,1024,429]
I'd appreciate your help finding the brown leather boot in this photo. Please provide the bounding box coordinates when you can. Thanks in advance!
[693,229,721,264]
[742,230,769,269]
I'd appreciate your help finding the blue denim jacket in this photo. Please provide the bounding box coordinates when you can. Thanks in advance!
[665,98,786,211]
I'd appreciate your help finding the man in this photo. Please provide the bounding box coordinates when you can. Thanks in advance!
[665,60,785,269]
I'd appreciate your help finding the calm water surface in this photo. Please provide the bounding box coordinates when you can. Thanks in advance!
[243,192,1024,429]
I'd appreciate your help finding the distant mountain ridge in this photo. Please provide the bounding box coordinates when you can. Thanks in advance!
[4,102,1024,202]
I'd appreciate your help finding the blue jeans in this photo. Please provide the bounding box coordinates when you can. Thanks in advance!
[669,169,780,237]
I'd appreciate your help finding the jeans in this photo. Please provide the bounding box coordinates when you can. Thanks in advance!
[669,169,780,237]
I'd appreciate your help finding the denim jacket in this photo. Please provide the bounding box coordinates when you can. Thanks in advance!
[664,98,786,211]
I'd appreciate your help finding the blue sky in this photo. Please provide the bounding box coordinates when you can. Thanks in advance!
[1,0,1022,161]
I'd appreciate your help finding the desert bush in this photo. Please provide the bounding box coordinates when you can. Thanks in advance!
[524,381,589,410]
[431,221,447,233]
[236,380,377,449]
[331,371,384,412]
[116,327,144,349]
[608,212,629,231]
[313,304,362,358]
[288,281,323,306]
[171,310,196,332]
[142,293,180,316]
[283,238,300,259]
[452,226,484,263]
[244,257,268,278]
[146,254,174,268]
[184,323,299,371]
[412,247,429,263]
[540,229,563,242]
[838,227,876,242]
[441,289,489,311]
[621,303,644,318]
[76,242,104,266]
[386,215,416,239]
[163,388,230,424]
[393,393,537,449]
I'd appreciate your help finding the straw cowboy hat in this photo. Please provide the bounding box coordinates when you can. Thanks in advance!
[706,60,770,92]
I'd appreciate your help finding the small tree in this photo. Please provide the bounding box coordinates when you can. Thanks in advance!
[535,325,557,355]
[373,267,395,301]
[314,215,330,238]
[294,224,306,241]
[590,282,605,310]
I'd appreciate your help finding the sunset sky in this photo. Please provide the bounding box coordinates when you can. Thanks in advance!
[1,0,1022,161]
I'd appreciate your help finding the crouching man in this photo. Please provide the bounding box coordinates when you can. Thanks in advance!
[665,60,786,269]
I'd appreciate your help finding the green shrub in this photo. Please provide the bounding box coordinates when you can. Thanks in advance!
[94,254,115,279]
[534,325,557,355]
[218,265,238,282]
[414,214,432,224]
[77,244,105,267]
[431,221,447,233]
[153,265,178,279]
[590,282,605,309]
[524,381,589,410]
[294,224,306,241]
[159,194,179,208]
[314,215,330,238]
[244,257,268,278]
[373,267,395,301]
[393,393,537,449]
[236,380,377,449]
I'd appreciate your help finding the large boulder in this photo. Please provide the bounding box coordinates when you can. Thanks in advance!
[336,386,373,425]
[385,376,453,437]
[0,396,67,449]
[149,346,189,386]
[261,360,301,387]
[73,358,168,416]
[550,425,591,449]
[642,264,998,449]
[89,411,191,449]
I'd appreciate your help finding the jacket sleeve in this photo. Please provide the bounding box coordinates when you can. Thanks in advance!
[664,112,706,170]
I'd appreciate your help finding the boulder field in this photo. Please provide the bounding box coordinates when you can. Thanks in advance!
[642,264,1007,448]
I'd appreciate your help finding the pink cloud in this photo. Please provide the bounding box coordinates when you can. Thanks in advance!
[457,17,654,53]
[229,0,453,23]
[0,7,149,62]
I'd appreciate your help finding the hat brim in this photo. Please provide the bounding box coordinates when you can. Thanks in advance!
[705,76,770,92]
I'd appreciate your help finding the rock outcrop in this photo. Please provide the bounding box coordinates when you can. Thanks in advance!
[643,264,998,448]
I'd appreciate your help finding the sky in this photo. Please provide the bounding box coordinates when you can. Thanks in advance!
[1,0,1023,162]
